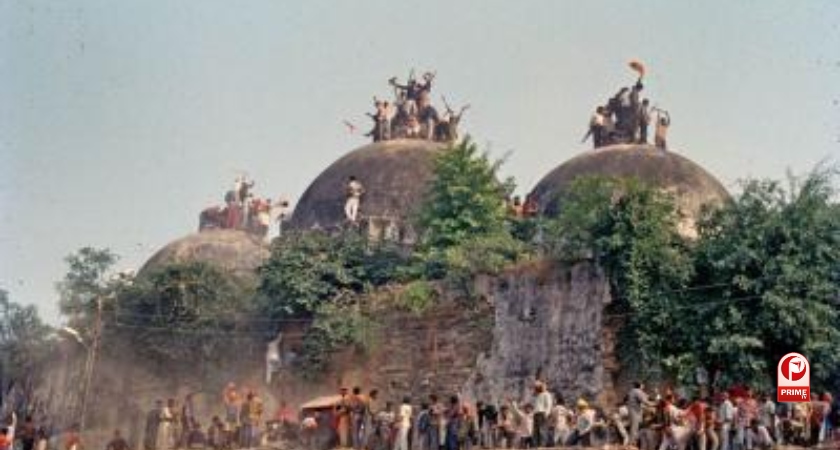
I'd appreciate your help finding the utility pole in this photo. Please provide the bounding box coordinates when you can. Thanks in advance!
[79,296,104,433]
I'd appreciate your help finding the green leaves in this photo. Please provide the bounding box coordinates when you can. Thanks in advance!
[691,166,840,388]
[256,231,408,320]
[0,289,52,385]
[297,301,378,379]
[113,262,257,368]
[255,230,411,376]
[545,167,840,390]
[57,247,118,321]
[414,137,528,299]
[418,137,513,250]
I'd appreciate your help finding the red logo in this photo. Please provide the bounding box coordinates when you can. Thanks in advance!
[777,352,810,402]
[780,354,808,382]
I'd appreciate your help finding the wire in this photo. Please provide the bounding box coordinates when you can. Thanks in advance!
[112,310,311,323]
[602,294,767,319]
[109,319,307,337]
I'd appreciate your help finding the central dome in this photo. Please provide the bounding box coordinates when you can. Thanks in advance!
[530,144,730,236]
[290,139,446,231]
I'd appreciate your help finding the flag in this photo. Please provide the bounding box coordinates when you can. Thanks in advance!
[628,60,646,78]
[343,120,357,134]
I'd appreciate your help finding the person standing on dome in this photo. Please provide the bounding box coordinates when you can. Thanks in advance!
[345,176,365,224]
[638,99,652,144]
[367,98,392,142]
[583,106,609,148]
[629,80,644,141]
[417,91,439,140]
[654,109,671,151]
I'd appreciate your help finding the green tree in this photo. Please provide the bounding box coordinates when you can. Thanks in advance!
[256,231,406,377]
[297,300,377,379]
[544,176,694,379]
[0,289,52,388]
[256,231,408,320]
[690,168,840,389]
[57,247,118,326]
[415,138,527,294]
[113,262,258,370]
[418,138,514,250]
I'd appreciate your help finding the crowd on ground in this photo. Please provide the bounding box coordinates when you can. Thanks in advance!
[139,383,284,450]
[296,382,839,450]
[2,380,836,450]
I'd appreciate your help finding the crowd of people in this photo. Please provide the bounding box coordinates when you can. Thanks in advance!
[295,382,838,450]
[364,71,469,143]
[198,175,290,238]
[1,380,837,450]
[0,413,83,450]
[139,383,285,450]
[582,62,671,151]
[505,195,539,219]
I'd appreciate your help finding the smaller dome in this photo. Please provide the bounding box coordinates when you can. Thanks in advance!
[139,229,270,279]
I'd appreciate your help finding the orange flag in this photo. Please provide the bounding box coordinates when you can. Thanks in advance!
[628,60,646,78]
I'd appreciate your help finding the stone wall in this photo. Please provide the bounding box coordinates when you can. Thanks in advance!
[322,259,623,408]
[462,260,618,406]
[322,298,494,403]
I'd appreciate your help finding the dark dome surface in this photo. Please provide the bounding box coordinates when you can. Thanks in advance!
[290,139,446,230]
[139,229,270,279]
[531,144,730,234]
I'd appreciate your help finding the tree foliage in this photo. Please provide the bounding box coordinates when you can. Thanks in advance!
[546,169,840,390]
[688,168,840,389]
[57,247,118,326]
[257,230,408,320]
[418,138,514,250]
[113,262,258,369]
[415,138,528,296]
[297,300,377,379]
[0,289,52,385]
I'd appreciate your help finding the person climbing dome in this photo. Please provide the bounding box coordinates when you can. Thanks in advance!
[345,176,365,223]
[654,109,671,151]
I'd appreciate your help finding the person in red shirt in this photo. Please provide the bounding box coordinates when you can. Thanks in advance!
[64,424,81,450]
[0,430,12,450]
[685,398,708,450]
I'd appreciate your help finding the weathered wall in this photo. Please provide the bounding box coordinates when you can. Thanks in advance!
[463,260,618,406]
[320,259,621,407]
[307,299,494,404]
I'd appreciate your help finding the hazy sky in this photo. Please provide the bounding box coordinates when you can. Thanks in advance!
[1,0,839,323]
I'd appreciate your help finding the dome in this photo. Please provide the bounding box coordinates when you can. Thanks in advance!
[139,229,270,279]
[530,144,730,235]
[290,139,446,231]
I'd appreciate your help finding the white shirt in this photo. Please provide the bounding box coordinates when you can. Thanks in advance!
[552,405,571,430]
[720,400,735,423]
[535,392,553,415]
[347,180,364,198]
[398,404,413,429]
